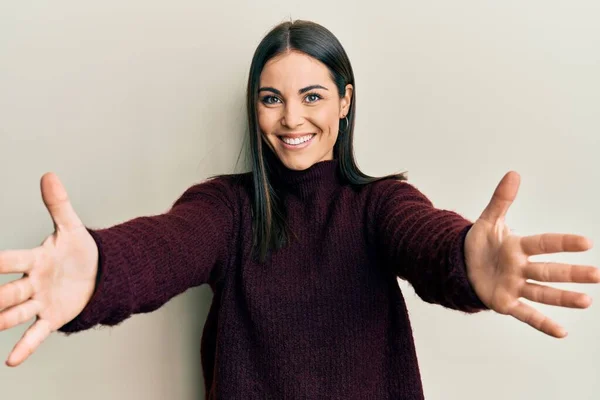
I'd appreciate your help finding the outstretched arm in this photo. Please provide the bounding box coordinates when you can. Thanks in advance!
[374,172,600,337]
[374,178,487,312]
[0,174,234,366]
[58,178,234,334]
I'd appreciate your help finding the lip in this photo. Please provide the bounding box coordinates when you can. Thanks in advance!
[277,132,315,139]
[278,133,316,150]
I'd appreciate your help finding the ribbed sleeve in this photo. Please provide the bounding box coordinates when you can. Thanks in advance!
[58,177,235,333]
[374,180,487,313]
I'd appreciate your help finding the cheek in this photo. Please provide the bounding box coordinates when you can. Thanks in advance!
[312,106,340,134]
[257,107,278,134]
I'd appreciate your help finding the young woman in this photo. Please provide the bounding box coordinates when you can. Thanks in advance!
[1,20,598,399]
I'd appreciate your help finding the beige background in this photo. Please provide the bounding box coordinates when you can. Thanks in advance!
[1,1,599,399]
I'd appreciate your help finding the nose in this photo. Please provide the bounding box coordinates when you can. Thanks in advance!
[281,101,304,129]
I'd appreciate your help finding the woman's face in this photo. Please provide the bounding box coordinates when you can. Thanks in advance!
[257,51,353,171]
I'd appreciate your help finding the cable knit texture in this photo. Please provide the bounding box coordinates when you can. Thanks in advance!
[58,159,487,399]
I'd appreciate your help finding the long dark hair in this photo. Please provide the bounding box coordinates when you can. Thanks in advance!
[234,20,407,262]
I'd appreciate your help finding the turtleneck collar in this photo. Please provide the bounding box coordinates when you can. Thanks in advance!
[268,158,343,199]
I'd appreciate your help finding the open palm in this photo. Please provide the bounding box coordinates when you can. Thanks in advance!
[464,171,600,338]
[0,173,99,366]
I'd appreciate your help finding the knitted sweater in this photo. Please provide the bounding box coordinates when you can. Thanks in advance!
[58,159,487,399]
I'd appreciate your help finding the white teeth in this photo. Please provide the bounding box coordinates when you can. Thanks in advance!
[281,134,314,145]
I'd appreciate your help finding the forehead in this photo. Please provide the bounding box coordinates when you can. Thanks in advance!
[259,51,333,88]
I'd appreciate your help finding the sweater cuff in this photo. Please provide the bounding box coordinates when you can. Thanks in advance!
[447,223,488,313]
[57,228,132,334]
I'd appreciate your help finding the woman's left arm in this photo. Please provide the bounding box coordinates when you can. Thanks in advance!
[373,178,486,313]
[374,172,600,337]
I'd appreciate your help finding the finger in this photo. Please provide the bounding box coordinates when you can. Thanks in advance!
[520,233,593,256]
[0,248,36,274]
[478,171,520,223]
[0,299,42,332]
[521,282,592,308]
[509,301,567,338]
[5,319,52,367]
[524,262,600,283]
[40,172,83,232]
[0,277,34,311]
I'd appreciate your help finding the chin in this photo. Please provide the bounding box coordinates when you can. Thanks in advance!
[278,154,317,171]
[282,159,313,171]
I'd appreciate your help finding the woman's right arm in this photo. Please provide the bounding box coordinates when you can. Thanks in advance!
[0,172,234,367]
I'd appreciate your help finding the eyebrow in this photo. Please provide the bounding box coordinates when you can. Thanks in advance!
[258,84,328,96]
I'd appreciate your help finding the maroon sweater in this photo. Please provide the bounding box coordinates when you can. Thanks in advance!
[58,159,487,399]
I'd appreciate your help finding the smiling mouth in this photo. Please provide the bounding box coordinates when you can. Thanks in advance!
[278,133,316,146]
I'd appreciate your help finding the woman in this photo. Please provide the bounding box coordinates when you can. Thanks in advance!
[0,20,598,399]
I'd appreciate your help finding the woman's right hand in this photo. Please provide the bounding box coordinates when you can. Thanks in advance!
[0,172,99,367]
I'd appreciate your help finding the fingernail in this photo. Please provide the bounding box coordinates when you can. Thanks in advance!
[560,329,568,338]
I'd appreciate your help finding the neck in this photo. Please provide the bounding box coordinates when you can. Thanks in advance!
[267,157,342,199]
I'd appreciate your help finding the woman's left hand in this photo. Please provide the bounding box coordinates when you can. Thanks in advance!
[464,171,600,338]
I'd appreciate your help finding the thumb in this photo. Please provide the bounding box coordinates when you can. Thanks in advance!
[478,170,521,223]
[40,172,83,231]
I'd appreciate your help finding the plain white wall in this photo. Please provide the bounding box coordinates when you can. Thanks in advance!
[1,1,599,399]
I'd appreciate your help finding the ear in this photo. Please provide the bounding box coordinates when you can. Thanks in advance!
[339,84,354,117]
